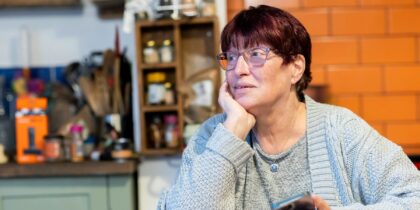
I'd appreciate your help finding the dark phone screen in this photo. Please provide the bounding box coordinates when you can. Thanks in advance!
[272,192,315,210]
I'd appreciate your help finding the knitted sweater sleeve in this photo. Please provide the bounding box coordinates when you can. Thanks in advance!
[157,115,255,210]
[334,109,420,210]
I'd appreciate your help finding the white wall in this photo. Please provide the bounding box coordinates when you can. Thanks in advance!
[0,0,135,67]
[0,0,227,209]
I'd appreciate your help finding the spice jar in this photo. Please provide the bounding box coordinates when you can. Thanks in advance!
[44,134,64,162]
[147,72,166,105]
[143,40,159,64]
[159,39,174,63]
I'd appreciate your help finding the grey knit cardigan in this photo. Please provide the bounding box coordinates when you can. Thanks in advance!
[158,96,420,209]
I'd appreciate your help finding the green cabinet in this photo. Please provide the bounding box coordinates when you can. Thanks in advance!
[0,175,134,210]
[0,161,137,210]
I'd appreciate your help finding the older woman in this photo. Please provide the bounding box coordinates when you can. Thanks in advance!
[158,5,420,210]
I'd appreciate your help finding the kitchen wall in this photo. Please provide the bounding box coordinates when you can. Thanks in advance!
[238,0,420,154]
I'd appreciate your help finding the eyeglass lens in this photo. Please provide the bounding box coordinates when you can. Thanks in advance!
[217,48,269,70]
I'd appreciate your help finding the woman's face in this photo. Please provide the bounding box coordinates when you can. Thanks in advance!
[225,45,297,113]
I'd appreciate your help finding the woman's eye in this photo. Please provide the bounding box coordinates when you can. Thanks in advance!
[250,50,264,57]
[227,54,237,61]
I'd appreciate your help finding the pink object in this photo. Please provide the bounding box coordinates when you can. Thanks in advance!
[164,115,177,124]
[70,124,83,133]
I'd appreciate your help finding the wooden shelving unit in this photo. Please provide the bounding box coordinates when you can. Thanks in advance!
[135,16,220,155]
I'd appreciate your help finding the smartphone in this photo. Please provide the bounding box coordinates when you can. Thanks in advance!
[271,192,316,210]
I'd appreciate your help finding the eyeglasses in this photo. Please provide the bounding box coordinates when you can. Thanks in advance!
[216,47,271,71]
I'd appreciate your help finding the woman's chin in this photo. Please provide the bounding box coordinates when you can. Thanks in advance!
[235,97,257,111]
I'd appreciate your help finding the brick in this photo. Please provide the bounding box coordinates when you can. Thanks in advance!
[312,38,359,65]
[330,95,361,115]
[418,37,420,62]
[228,0,245,10]
[331,8,386,35]
[326,66,383,94]
[361,37,416,64]
[292,9,329,36]
[368,122,386,136]
[390,8,420,34]
[363,95,417,121]
[302,0,358,7]
[386,122,420,146]
[385,65,420,92]
[246,0,301,9]
[311,65,327,85]
[361,0,416,6]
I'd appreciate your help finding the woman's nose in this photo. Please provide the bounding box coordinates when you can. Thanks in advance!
[233,55,250,75]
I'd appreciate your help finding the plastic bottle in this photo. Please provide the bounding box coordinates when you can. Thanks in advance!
[164,115,178,148]
[70,124,84,162]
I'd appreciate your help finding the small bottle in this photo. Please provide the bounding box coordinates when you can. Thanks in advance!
[143,40,159,64]
[164,82,175,105]
[164,115,178,148]
[150,117,163,149]
[70,124,84,162]
[159,39,174,63]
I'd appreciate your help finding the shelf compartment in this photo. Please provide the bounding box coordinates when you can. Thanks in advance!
[141,69,178,106]
[142,111,182,152]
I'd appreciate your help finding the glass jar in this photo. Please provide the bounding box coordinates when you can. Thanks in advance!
[159,39,174,63]
[143,40,159,64]
[44,134,64,162]
[147,72,166,105]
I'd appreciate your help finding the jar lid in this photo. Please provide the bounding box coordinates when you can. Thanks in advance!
[147,72,166,82]
[164,115,177,124]
[162,39,172,46]
[70,124,83,133]
[146,40,156,47]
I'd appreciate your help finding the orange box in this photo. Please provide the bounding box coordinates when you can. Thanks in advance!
[16,97,48,164]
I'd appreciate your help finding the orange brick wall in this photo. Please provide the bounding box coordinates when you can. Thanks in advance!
[228,0,420,154]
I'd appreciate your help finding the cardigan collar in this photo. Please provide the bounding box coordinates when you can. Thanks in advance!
[305,95,340,206]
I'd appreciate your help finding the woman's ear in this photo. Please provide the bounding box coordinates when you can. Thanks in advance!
[291,54,305,85]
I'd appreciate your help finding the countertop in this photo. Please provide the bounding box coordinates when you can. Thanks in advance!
[0,160,138,178]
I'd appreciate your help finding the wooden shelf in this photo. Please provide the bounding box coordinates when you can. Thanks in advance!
[140,148,182,156]
[135,17,220,156]
[140,62,177,70]
[141,105,178,112]
[136,16,217,28]
[0,0,81,7]
[0,160,138,178]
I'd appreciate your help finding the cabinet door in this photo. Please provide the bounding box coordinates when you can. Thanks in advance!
[0,177,108,210]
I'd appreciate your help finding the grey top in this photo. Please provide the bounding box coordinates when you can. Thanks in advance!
[247,132,311,209]
[158,96,420,210]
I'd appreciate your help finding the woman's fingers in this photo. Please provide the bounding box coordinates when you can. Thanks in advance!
[312,195,331,210]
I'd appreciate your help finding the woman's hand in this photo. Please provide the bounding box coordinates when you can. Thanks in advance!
[218,81,256,140]
[312,195,331,210]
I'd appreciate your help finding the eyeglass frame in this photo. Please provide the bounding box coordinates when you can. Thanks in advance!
[216,47,273,71]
